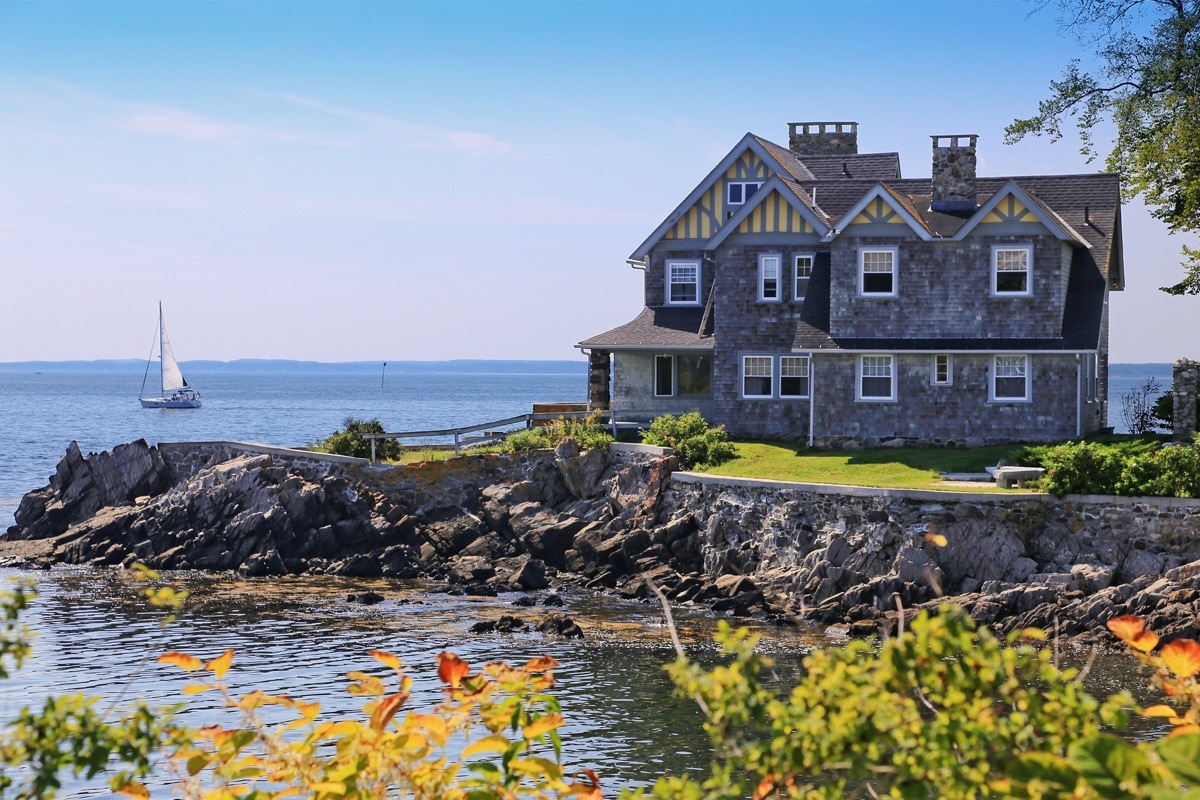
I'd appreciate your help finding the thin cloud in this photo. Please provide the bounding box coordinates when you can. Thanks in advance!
[258,90,512,157]
[119,107,342,146]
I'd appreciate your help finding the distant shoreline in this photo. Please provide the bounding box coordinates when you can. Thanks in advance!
[0,358,587,375]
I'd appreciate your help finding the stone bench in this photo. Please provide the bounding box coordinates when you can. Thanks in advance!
[993,466,1046,489]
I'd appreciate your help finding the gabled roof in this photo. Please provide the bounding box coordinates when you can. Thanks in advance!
[752,136,816,182]
[703,175,831,250]
[632,133,821,259]
[952,180,1090,246]
[577,306,713,350]
[828,183,938,240]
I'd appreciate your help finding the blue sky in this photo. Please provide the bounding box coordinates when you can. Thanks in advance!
[0,0,1192,363]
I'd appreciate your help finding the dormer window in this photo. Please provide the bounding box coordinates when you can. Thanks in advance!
[727,181,762,205]
[667,260,701,305]
[992,245,1032,296]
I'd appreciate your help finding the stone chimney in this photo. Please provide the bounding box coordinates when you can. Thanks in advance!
[930,134,978,212]
[789,121,858,155]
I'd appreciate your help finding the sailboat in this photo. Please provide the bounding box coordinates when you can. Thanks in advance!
[139,302,202,408]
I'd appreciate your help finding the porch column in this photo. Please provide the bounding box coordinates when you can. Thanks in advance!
[588,349,611,411]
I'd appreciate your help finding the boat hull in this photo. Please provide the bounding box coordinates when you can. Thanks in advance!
[140,396,202,409]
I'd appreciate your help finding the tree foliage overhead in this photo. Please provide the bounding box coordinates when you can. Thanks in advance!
[1005,0,1200,294]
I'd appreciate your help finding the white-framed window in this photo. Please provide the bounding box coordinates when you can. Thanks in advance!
[727,181,762,205]
[759,254,781,301]
[992,245,1032,296]
[858,354,896,401]
[780,356,810,398]
[794,254,814,300]
[931,354,952,386]
[667,260,700,305]
[654,355,674,397]
[742,355,773,398]
[859,246,898,297]
[992,354,1031,402]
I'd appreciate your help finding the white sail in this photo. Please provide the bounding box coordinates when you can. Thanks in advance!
[159,306,188,394]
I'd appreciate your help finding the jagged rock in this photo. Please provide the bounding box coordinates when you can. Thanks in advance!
[554,439,609,499]
[542,592,564,607]
[512,595,537,607]
[509,557,550,590]
[537,612,583,638]
[470,615,526,634]
[347,591,385,605]
[450,556,497,584]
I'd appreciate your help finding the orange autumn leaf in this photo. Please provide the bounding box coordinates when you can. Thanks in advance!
[569,768,602,800]
[1143,704,1180,718]
[1169,723,1200,736]
[753,776,777,800]
[437,652,470,688]
[115,782,150,799]
[206,649,234,680]
[523,712,564,740]
[1107,615,1146,643]
[369,649,402,671]
[1130,630,1161,653]
[924,532,948,548]
[1161,639,1200,678]
[525,655,559,673]
[158,651,203,672]
[369,691,409,732]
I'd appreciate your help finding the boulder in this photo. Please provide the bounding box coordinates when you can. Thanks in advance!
[537,612,584,638]
[509,557,550,590]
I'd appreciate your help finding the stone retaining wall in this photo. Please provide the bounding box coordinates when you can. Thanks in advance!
[662,472,1200,594]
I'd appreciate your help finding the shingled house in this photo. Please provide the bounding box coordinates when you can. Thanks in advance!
[577,122,1123,447]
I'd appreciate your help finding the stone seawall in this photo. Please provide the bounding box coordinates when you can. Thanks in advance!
[656,473,1200,640]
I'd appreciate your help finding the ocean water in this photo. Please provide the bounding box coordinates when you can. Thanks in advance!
[0,363,587,530]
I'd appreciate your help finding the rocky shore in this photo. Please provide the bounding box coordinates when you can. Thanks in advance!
[7,438,1200,645]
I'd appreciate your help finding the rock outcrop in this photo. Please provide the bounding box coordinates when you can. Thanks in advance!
[8,438,1200,646]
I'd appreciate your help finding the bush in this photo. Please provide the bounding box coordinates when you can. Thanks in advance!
[1153,390,1200,431]
[313,417,402,461]
[640,412,736,470]
[1034,441,1125,496]
[1116,443,1200,498]
[505,416,613,453]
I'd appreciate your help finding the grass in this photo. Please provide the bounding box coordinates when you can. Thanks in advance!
[703,440,1022,492]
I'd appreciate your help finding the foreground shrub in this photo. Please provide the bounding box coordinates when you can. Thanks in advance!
[506,415,613,452]
[313,417,401,461]
[640,412,736,470]
[1034,441,1126,496]
[1117,443,1200,498]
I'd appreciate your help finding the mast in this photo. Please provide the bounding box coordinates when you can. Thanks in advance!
[158,301,166,395]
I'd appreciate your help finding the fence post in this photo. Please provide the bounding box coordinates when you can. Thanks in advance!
[370,439,376,464]
[453,431,461,455]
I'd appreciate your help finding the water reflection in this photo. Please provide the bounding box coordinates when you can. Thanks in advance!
[0,569,822,797]
[0,568,1172,798]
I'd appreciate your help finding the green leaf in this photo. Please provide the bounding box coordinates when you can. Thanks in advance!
[1069,734,1152,799]
[1154,732,1200,786]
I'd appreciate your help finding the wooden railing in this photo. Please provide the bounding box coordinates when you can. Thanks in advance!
[359,409,678,462]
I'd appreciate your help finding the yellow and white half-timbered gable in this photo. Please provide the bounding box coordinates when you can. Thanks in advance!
[952,180,1089,245]
[831,183,935,240]
[704,175,829,249]
[631,133,816,258]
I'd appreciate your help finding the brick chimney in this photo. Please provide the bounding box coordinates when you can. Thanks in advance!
[930,134,978,212]
[789,121,858,155]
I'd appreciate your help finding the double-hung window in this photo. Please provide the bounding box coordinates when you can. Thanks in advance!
[742,356,773,398]
[931,354,952,386]
[780,356,810,398]
[727,181,762,205]
[759,254,781,301]
[667,260,700,305]
[794,254,813,300]
[992,355,1030,401]
[859,247,897,296]
[858,355,895,401]
[992,245,1032,295]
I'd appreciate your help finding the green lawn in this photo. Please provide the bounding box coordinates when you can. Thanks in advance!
[702,440,1023,492]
